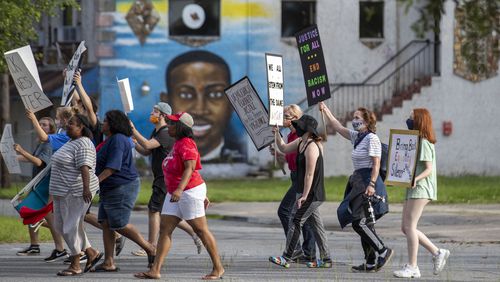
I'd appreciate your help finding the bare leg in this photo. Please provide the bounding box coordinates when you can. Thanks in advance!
[44,212,65,251]
[177,220,196,236]
[187,216,224,278]
[138,215,181,279]
[86,212,121,240]
[148,211,160,246]
[117,223,156,255]
[28,226,39,246]
[100,221,117,269]
[401,199,439,267]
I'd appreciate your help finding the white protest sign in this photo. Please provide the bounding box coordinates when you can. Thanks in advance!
[265,53,284,126]
[61,41,87,106]
[117,77,134,113]
[224,77,275,151]
[385,129,420,187]
[0,124,22,174]
[4,45,52,112]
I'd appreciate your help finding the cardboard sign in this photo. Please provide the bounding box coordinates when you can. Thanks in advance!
[61,41,87,106]
[224,77,275,151]
[385,129,421,187]
[295,25,331,106]
[4,45,52,112]
[117,77,134,113]
[0,124,21,174]
[265,53,284,126]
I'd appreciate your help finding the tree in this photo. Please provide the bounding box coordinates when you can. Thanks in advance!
[0,0,79,188]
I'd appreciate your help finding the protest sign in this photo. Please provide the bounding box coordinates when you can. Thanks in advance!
[295,24,331,106]
[224,77,274,151]
[265,53,284,126]
[385,129,420,187]
[4,45,52,112]
[0,124,21,174]
[117,77,134,113]
[61,41,87,106]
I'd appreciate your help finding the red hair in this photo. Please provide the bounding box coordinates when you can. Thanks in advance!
[413,108,436,144]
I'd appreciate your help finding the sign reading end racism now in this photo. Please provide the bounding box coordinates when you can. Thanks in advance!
[295,24,331,107]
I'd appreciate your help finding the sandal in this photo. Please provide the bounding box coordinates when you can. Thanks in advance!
[269,256,290,268]
[306,259,333,268]
[57,269,82,276]
[134,272,160,279]
[84,252,103,273]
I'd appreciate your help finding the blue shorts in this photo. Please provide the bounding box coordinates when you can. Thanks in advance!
[98,178,140,230]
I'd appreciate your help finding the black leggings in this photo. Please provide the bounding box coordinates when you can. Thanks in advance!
[352,218,386,264]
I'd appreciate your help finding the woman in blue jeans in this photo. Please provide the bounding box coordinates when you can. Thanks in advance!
[93,110,156,272]
[272,104,316,263]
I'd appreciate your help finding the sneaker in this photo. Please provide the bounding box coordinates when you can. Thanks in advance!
[16,245,40,256]
[432,248,450,275]
[115,236,126,256]
[269,256,290,268]
[351,263,376,273]
[193,235,203,254]
[306,259,333,268]
[393,264,421,278]
[376,248,394,271]
[44,249,68,262]
[63,253,87,265]
[131,248,147,257]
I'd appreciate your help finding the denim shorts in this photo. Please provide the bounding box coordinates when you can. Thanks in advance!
[98,178,140,230]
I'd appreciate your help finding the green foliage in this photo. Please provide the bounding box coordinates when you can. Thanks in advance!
[0,216,52,243]
[0,0,79,73]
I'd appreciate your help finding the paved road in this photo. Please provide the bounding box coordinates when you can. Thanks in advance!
[1,201,499,281]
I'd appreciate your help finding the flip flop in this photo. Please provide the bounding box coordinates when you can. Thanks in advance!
[84,252,103,273]
[91,263,120,272]
[201,274,224,280]
[134,272,160,279]
[57,269,83,276]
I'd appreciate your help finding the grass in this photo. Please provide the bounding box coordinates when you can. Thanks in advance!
[1,175,499,205]
[0,216,53,243]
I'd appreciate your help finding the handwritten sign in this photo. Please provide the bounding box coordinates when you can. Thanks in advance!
[0,124,21,174]
[4,45,52,112]
[385,129,420,187]
[61,41,87,106]
[265,53,284,126]
[295,25,331,106]
[117,77,134,113]
[224,77,274,151]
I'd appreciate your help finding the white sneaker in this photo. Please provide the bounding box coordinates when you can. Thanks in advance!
[393,264,421,278]
[432,248,450,275]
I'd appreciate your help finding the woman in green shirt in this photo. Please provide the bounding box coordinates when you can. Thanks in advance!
[393,108,450,279]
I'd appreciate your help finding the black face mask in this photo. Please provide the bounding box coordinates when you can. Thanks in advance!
[406,119,414,130]
[295,127,306,137]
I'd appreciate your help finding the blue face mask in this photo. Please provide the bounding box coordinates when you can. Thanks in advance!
[352,119,364,131]
[406,118,414,130]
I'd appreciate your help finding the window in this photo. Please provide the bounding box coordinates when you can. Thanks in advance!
[169,0,220,37]
[359,1,384,39]
[281,1,316,38]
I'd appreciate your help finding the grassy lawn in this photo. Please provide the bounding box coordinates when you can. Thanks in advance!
[0,216,53,243]
[2,175,499,204]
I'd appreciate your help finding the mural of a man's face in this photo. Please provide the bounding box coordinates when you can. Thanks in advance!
[163,61,231,156]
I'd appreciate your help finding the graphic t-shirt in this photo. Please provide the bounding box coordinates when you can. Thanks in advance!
[162,137,203,194]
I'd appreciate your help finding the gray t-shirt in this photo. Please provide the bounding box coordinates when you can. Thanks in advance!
[49,137,99,197]
[349,130,381,171]
[32,142,52,177]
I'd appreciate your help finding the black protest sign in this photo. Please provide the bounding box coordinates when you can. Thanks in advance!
[295,24,331,106]
[224,77,275,151]
[61,41,87,106]
[4,45,52,112]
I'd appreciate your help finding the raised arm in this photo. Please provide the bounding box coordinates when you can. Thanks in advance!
[318,102,351,140]
[73,70,98,127]
[274,126,300,154]
[131,121,160,151]
[26,110,48,142]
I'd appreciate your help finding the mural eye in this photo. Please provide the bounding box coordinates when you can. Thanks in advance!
[179,92,194,99]
[208,91,223,99]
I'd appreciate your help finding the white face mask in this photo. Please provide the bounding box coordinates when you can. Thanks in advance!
[352,119,364,131]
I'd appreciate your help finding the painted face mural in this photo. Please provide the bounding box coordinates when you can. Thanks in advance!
[162,51,246,162]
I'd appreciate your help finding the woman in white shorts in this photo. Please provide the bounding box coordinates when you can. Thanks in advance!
[134,112,224,280]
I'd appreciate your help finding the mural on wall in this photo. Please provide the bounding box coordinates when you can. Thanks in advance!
[126,0,161,45]
[453,4,500,82]
[99,0,309,164]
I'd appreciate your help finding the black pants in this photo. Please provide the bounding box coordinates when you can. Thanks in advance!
[352,218,385,264]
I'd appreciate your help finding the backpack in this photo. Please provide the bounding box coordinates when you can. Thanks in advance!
[379,143,389,181]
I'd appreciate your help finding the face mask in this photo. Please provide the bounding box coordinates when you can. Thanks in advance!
[352,119,364,131]
[150,115,160,124]
[295,127,306,137]
[406,118,414,130]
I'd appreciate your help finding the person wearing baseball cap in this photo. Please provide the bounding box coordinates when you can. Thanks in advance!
[131,104,203,257]
[135,112,224,280]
